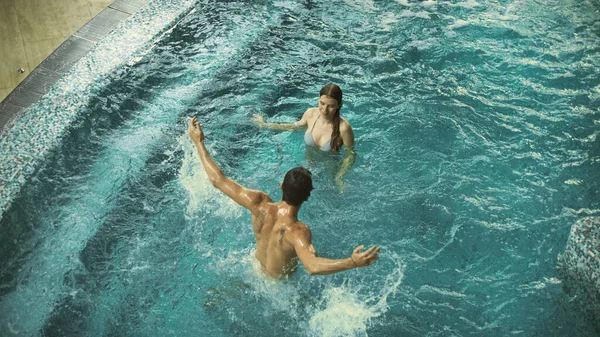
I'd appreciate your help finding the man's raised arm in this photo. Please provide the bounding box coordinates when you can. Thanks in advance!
[188,117,268,214]
[288,224,380,275]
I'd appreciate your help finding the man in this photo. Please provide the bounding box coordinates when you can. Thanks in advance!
[188,117,379,278]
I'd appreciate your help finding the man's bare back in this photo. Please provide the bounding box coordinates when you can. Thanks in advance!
[188,117,379,278]
[253,198,313,277]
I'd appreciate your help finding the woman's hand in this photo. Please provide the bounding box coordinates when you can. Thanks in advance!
[251,114,265,127]
[252,114,302,131]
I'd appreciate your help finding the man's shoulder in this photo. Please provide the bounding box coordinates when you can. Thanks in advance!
[255,192,274,208]
[260,191,274,202]
[283,221,311,247]
[288,221,311,235]
[247,190,274,215]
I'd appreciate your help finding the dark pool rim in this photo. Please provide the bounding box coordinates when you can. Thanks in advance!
[0,0,150,138]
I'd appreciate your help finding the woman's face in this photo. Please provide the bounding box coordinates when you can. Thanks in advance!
[318,95,340,119]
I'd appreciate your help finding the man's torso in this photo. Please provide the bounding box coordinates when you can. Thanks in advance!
[252,200,301,277]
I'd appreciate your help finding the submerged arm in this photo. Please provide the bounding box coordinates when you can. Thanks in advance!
[289,225,379,275]
[336,146,357,180]
[336,122,356,183]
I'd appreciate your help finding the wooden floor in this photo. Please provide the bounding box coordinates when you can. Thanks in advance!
[0,0,112,102]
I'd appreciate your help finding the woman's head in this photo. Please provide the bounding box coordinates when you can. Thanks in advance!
[319,83,344,152]
[319,83,342,108]
[318,95,340,120]
[281,167,313,206]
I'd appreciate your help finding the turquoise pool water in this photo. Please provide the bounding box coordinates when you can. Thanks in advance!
[1,0,599,336]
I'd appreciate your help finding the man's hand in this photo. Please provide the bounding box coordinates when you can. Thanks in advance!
[188,117,204,143]
[351,245,380,267]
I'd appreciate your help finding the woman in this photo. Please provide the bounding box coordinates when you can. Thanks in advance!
[252,84,355,189]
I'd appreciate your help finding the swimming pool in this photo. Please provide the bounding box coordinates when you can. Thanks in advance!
[1,0,599,336]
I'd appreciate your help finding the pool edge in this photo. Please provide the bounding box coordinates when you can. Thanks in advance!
[0,0,199,222]
[0,0,150,137]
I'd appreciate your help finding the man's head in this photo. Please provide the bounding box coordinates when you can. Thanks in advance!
[281,167,313,206]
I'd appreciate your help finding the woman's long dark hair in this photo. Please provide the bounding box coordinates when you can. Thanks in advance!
[319,83,343,152]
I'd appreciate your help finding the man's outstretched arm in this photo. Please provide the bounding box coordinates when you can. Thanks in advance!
[288,225,380,275]
[188,117,268,214]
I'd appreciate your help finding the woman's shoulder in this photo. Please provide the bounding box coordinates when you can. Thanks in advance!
[304,107,319,117]
[339,117,353,132]
[301,108,319,122]
[339,117,355,146]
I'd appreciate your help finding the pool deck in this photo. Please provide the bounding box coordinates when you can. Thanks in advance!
[0,0,149,135]
[0,0,197,222]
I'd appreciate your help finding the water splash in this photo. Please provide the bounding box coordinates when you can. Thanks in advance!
[178,134,243,221]
[308,257,404,337]
[211,248,404,337]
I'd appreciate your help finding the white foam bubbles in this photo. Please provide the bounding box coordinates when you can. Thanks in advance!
[447,19,470,30]
[399,10,431,19]
[450,0,480,8]
[309,287,376,337]
[345,0,378,12]
[407,37,439,51]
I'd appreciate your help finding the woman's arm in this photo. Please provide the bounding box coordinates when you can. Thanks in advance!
[335,121,356,187]
[336,146,356,179]
[251,109,311,131]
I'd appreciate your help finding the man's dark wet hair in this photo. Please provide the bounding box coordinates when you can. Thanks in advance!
[282,167,313,206]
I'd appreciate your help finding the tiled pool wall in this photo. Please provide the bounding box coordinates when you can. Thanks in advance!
[557,217,600,325]
[0,0,197,219]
